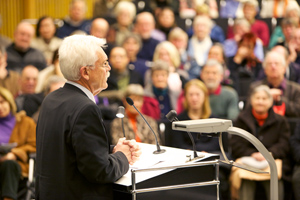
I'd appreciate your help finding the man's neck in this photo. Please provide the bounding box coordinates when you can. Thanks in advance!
[267,77,284,88]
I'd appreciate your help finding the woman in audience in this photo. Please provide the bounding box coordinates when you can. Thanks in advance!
[228,32,264,98]
[155,7,177,39]
[230,85,290,200]
[168,27,200,80]
[35,49,65,93]
[31,16,62,65]
[0,87,36,200]
[143,60,183,120]
[152,41,188,93]
[187,15,213,67]
[122,34,149,80]
[110,1,136,46]
[110,84,158,145]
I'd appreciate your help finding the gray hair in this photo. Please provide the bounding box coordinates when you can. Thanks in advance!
[193,15,213,30]
[124,84,144,98]
[234,18,251,30]
[44,75,66,94]
[203,59,224,74]
[263,51,286,69]
[121,34,142,51]
[251,85,273,101]
[244,0,258,9]
[151,60,169,75]
[58,35,106,81]
[114,1,136,20]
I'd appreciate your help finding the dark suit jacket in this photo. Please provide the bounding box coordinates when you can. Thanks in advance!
[36,83,129,200]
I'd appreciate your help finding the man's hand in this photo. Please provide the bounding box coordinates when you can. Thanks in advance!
[270,88,282,102]
[113,138,142,165]
[123,139,142,165]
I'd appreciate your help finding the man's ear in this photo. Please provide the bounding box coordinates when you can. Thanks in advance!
[80,66,89,80]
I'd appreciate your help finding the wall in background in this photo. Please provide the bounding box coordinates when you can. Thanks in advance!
[0,0,95,39]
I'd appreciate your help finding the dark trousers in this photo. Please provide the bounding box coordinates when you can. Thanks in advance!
[0,160,21,200]
[293,165,300,200]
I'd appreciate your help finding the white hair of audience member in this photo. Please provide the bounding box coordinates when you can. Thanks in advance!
[153,41,181,68]
[58,35,106,81]
[114,1,137,20]
[243,0,259,9]
[285,3,300,17]
[250,85,273,101]
[168,27,188,43]
[193,15,213,30]
[262,51,286,69]
[203,59,224,75]
[124,84,144,98]
[69,0,87,12]
[234,18,251,30]
[44,75,66,94]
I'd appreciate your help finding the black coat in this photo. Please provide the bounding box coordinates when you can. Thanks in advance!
[36,83,129,200]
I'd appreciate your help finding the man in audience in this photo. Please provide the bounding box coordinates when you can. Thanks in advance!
[250,51,300,118]
[288,27,300,65]
[56,0,91,38]
[15,65,39,111]
[134,12,160,61]
[105,47,143,93]
[6,21,47,73]
[90,18,114,56]
[0,45,19,97]
[272,45,300,84]
[200,59,239,120]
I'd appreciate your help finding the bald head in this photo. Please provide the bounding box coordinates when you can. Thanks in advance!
[90,18,109,38]
[14,21,34,51]
[135,12,155,39]
[19,65,39,94]
[272,45,289,61]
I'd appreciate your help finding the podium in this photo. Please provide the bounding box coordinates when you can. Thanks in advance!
[113,143,220,200]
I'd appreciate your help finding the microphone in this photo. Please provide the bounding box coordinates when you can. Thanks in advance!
[126,97,166,154]
[166,110,198,159]
[116,106,126,138]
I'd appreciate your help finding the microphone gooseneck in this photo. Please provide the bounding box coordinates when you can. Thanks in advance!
[166,110,198,159]
[116,106,126,138]
[126,97,166,154]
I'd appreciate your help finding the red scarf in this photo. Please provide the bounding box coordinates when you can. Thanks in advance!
[126,110,141,142]
[252,108,269,126]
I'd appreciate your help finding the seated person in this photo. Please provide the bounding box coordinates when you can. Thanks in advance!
[56,0,91,38]
[31,16,62,65]
[200,59,239,120]
[104,47,144,92]
[0,45,19,97]
[110,84,158,145]
[122,34,150,80]
[230,85,290,200]
[223,18,264,62]
[228,33,264,98]
[143,60,182,120]
[155,7,177,40]
[6,21,46,73]
[0,87,36,200]
[168,27,199,80]
[250,51,300,118]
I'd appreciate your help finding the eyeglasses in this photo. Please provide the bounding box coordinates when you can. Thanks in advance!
[87,61,110,69]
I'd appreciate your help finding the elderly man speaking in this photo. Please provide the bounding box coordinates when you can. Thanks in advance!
[36,35,141,200]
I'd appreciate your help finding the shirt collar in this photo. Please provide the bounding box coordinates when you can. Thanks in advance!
[67,81,96,104]
[210,84,222,95]
[268,78,286,91]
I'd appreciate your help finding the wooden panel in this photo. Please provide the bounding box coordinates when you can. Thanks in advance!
[0,0,95,40]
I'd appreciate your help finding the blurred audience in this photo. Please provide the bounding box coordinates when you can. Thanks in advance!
[0,45,19,97]
[230,85,289,200]
[110,84,158,144]
[228,32,264,98]
[15,65,39,112]
[200,59,239,120]
[6,21,46,73]
[56,0,91,38]
[155,7,177,40]
[0,87,36,200]
[223,18,264,62]
[143,60,182,120]
[291,122,300,200]
[106,47,143,93]
[122,34,149,80]
[187,15,213,67]
[31,16,62,65]
[135,12,160,61]
[250,51,300,118]
[288,27,300,65]
[110,1,136,46]
[168,27,199,80]
[260,0,299,18]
